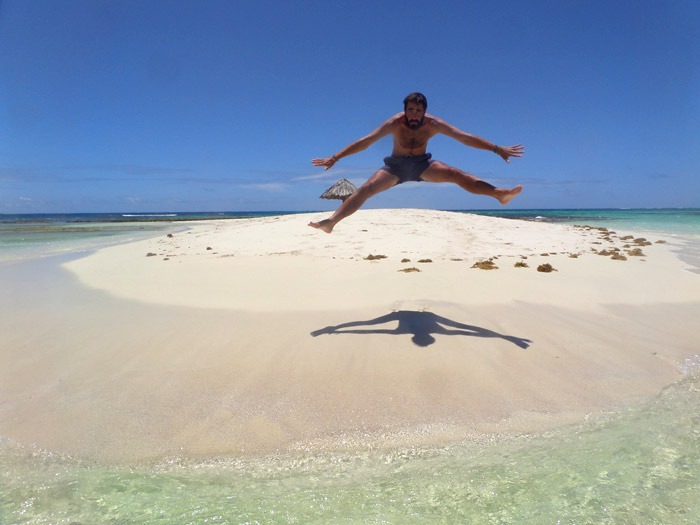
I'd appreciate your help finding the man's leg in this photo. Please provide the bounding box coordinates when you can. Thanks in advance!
[309,169,398,233]
[421,161,522,205]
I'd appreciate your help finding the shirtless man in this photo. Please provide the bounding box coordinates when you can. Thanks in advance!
[309,92,524,233]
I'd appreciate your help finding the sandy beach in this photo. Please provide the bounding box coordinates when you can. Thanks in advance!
[1,209,698,464]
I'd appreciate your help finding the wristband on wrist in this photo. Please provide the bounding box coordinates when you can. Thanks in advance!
[493,145,502,155]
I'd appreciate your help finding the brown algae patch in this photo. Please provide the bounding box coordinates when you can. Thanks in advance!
[472,260,498,270]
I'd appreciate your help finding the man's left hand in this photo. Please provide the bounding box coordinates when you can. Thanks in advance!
[496,144,525,163]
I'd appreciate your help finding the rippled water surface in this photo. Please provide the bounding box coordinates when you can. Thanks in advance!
[2,365,698,524]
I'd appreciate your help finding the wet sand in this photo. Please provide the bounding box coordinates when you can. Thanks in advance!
[1,210,698,464]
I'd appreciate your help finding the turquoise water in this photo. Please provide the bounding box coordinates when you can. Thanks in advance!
[0,220,171,263]
[0,212,303,264]
[2,365,698,524]
[1,209,699,524]
[464,208,700,236]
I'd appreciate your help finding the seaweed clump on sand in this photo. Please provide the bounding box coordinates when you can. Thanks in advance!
[472,259,498,270]
[537,263,557,273]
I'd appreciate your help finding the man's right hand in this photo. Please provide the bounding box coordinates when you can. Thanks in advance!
[311,156,337,171]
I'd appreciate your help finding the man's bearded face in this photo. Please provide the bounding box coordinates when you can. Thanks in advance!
[404,102,426,129]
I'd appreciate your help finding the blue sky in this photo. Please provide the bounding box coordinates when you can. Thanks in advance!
[1,0,698,213]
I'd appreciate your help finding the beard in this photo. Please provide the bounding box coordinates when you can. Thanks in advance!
[405,116,424,129]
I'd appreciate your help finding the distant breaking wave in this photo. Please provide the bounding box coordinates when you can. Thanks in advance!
[122,214,177,217]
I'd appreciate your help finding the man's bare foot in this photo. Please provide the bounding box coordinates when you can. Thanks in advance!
[496,185,523,205]
[308,219,334,233]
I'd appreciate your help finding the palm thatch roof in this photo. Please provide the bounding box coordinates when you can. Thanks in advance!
[319,178,357,201]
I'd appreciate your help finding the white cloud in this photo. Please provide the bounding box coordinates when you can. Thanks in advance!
[243,183,287,192]
[293,167,372,182]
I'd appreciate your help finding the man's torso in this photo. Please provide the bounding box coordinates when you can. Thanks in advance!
[390,114,439,156]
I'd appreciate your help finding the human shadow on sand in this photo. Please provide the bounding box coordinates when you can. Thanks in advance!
[311,310,532,349]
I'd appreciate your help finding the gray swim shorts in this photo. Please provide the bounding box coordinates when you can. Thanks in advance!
[382,153,433,184]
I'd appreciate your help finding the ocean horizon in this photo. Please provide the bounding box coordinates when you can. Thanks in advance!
[2,207,698,231]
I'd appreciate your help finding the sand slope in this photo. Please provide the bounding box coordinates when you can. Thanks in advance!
[1,210,697,463]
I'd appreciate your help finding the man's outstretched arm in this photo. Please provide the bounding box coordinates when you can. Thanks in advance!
[311,115,398,170]
[432,117,525,163]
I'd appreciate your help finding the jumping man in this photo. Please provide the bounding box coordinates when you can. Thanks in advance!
[309,92,524,233]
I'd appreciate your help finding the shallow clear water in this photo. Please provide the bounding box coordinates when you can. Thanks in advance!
[0,221,173,263]
[2,362,698,524]
[466,208,700,237]
[0,212,304,264]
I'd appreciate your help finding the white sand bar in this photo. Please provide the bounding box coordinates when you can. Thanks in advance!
[2,210,698,463]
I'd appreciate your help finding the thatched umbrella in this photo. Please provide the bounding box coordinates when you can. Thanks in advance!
[319,178,357,202]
